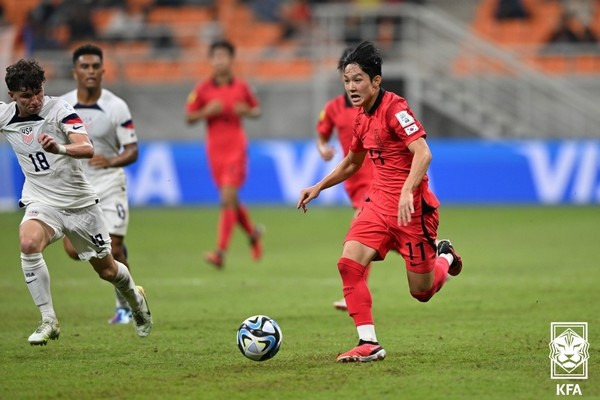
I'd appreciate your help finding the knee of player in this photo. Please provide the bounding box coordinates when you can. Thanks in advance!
[20,237,42,254]
[95,262,118,281]
[221,200,237,209]
[337,258,351,275]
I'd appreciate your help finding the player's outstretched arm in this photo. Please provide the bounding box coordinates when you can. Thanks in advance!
[398,138,432,226]
[297,150,366,212]
[39,132,94,159]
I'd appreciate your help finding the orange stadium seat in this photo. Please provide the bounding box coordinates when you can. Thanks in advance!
[147,6,212,24]
[146,6,213,49]
[184,61,213,81]
[573,54,600,74]
[220,5,253,26]
[534,55,569,74]
[473,0,561,46]
[101,58,118,83]
[252,59,313,80]
[460,0,600,76]
[229,23,282,48]
[126,0,154,10]
[91,8,118,33]
[124,60,185,83]
[111,41,152,57]
[1,0,41,25]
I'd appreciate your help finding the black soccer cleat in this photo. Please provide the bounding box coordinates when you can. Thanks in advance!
[437,239,463,276]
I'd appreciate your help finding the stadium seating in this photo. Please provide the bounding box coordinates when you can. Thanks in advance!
[4,0,312,83]
[0,0,40,25]
[469,0,600,74]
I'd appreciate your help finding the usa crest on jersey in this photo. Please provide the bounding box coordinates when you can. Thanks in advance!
[21,126,34,145]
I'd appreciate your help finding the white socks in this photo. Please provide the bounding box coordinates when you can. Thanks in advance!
[21,254,140,320]
[357,324,378,343]
[114,287,129,309]
[112,260,142,312]
[440,253,454,267]
[21,252,57,322]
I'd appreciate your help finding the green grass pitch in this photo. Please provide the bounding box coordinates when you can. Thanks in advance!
[0,206,598,400]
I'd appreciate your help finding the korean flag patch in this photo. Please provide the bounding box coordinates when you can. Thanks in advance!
[404,124,419,135]
[395,110,415,128]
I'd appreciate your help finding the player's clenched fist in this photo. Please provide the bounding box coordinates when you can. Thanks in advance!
[38,133,60,154]
[204,100,224,117]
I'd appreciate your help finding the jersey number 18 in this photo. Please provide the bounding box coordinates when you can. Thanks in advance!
[28,152,50,172]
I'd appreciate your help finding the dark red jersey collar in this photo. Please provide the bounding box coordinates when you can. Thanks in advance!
[366,88,386,115]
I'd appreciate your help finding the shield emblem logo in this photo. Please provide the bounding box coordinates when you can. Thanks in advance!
[549,322,590,380]
[21,126,34,145]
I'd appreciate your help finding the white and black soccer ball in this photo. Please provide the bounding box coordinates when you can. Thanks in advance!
[237,315,282,361]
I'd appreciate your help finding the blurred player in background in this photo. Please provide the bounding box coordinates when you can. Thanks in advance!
[298,41,463,363]
[316,48,374,311]
[1,59,151,345]
[185,40,263,269]
[61,44,139,324]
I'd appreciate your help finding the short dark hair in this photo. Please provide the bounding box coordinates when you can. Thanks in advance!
[5,59,46,92]
[72,44,103,64]
[209,40,235,57]
[341,41,382,80]
[337,47,354,71]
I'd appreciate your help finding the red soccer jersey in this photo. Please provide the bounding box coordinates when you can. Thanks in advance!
[317,94,373,207]
[350,89,439,216]
[186,78,259,159]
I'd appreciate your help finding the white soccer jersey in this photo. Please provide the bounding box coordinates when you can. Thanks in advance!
[61,89,137,197]
[0,97,97,209]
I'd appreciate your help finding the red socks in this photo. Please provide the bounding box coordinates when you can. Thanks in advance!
[217,205,256,251]
[410,257,449,302]
[217,208,237,251]
[363,262,372,281]
[236,205,254,235]
[217,204,256,251]
[337,257,373,326]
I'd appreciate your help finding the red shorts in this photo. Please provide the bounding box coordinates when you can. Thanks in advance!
[344,204,439,274]
[207,152,247,188]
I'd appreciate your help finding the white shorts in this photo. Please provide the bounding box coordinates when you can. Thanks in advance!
[99,189,129,237]
[21,202,112,261]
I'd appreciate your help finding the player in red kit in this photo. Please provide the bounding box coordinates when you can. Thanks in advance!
[298,41,463,363]
[186,40,263,268]
[316,49,374,311]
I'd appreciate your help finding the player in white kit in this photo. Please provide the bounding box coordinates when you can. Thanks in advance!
[1,59,152,345]
[62,44,139,324]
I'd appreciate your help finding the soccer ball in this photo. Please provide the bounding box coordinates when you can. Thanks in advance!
[237,315,283,361]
